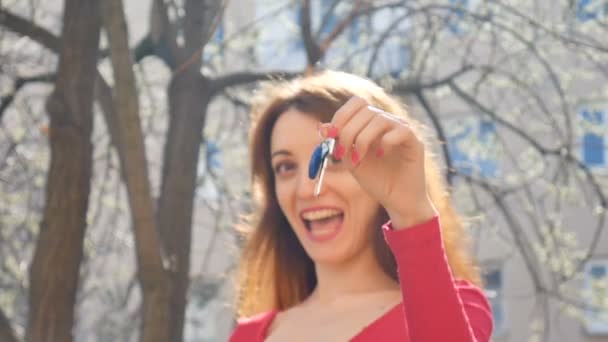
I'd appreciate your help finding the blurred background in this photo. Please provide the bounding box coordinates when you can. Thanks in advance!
[1,0,607,341]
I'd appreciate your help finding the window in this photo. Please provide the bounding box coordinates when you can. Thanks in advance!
[483,267,507,336]
[290,0,338,50]
[576,0,608,22]
[203,20,224,61]
[289,0,349,49]
[447,118,499,178]
[255,2,306,70]
[195,139,222,200]
[292,3,305,50]
[579,105,607,168]
[364,9,411,78]
[445,0,489,35]
[318,0,362,44]
[212,20,224,43]
[388,41,409,78]
[348,15,359,44]
[584,260,608,335]
[368,34,410,78]
[319,0,338,39]
[446,0,469,34]
[477,121,498,176]
[185,301,218,341]
[205,140,222,171]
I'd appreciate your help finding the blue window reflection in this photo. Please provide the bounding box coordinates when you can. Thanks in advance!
[447,119,498,178]
[483,268,505,336]
[580,108,606,167]
[447,0,468,34]
[319,0,338,38]
[585,261,608,335]
[577,0,608,21]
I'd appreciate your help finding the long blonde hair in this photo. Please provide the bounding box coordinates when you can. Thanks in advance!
[235,71,481,318]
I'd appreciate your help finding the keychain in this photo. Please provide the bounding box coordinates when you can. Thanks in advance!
[308,136,336,197]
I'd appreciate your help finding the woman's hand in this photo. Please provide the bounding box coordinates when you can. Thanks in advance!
[320,96,437,229]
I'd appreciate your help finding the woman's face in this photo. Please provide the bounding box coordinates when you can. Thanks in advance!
[270,108,381,264]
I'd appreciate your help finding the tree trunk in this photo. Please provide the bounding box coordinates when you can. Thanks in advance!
[0,309,18,342]
[100,0,171,341]
[26,0,100,341]
[158,72,211,342]
[155,1,221,340]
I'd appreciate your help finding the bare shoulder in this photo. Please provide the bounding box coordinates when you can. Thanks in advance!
[265,303,305,336]
[264,304,312,342]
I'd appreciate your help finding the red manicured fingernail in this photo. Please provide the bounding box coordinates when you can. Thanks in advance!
[328,126,339,139]
[375,147,384,157]
[334,144,345,160]
[351,147,360,165]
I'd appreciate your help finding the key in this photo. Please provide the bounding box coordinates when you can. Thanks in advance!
[308,137,336,197]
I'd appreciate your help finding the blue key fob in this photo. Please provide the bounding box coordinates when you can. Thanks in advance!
[309,144,323,179]
[309,139,333,179]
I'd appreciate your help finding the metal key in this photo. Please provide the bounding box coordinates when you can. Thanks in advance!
[308,137,336,197]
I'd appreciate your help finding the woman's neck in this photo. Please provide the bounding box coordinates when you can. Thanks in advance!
[308,245,399,306]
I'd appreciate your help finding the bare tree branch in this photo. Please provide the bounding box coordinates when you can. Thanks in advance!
[393,65,473,94]
[414,90,455,186]
[0,8,59,50]
[210,70,299,93]
[300,0,322,68]
[0,9,129,181]
[0,73,55,121]
[319,1,366,53]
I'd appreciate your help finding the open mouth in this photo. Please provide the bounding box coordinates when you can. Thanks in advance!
[300,208,344,241]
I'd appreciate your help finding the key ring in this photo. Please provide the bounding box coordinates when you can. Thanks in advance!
[308,137,336,197]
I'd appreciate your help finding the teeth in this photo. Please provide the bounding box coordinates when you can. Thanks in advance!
[301,209,342,221]
[310,227,336,236]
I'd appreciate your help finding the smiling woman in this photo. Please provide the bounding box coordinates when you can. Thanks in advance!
[230,71,493,341]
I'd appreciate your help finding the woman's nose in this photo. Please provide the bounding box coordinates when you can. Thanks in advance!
[295,170,318,199]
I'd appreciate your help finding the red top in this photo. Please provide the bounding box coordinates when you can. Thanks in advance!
[229,216,494,341]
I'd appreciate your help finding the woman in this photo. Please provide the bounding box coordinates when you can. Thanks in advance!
[230,71,493,341]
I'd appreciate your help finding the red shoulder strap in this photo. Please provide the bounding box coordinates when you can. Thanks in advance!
[229,310,278,342]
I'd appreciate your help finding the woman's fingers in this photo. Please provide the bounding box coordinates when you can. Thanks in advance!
[379,121,423,160]
[350,111,394,164]
[319,96,420,167]
[334,106,375,163]
[331,96,368,129]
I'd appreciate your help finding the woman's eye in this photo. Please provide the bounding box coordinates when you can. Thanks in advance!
[273,161,295,175]
[326,155,343,169]
[328,155,341,164]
